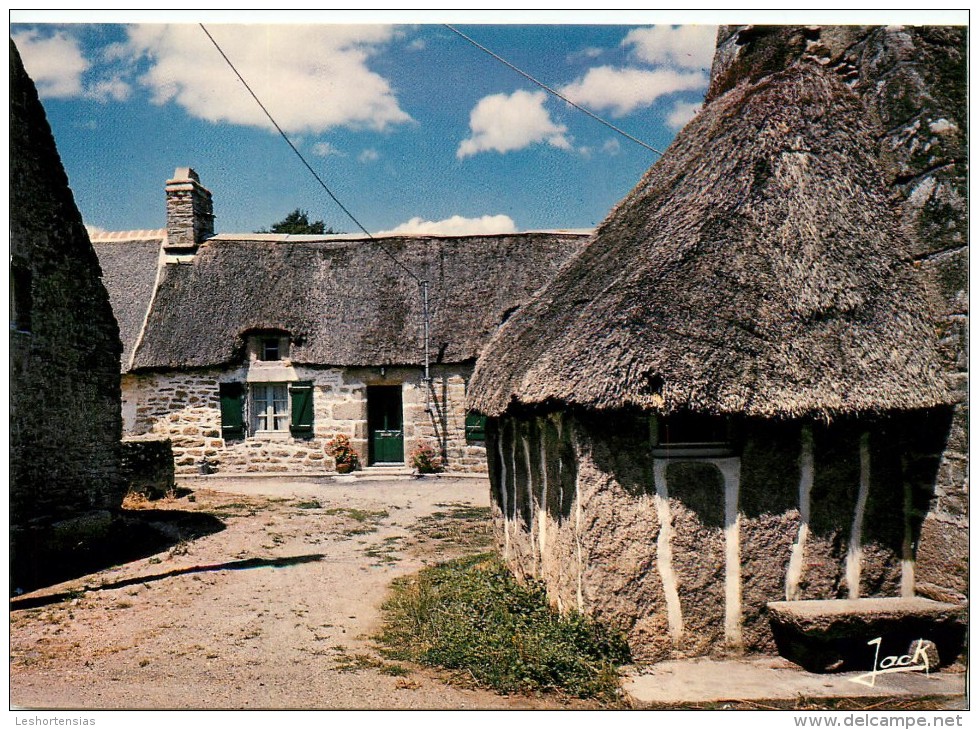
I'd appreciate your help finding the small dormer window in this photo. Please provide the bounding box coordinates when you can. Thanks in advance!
[260,337,281,361]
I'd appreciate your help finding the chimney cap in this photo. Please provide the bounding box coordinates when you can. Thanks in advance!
[168,167,201,184]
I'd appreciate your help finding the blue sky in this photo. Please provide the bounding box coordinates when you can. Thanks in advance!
[10,10,961,237]
[11,13,718,236]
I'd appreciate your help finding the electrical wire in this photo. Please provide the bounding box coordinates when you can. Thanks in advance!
[198,23,422,284]
[444,24,665,157]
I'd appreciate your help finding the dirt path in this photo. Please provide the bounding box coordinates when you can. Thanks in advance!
[10,478,570,710]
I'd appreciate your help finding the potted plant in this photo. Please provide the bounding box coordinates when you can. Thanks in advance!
[327,434,360,473]
[410,443,444,475]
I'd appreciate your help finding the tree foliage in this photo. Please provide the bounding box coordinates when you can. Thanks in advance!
[257,208,337,235]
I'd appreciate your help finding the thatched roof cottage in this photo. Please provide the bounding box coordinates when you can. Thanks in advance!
[92,170,587,476]
[467,26,963,662]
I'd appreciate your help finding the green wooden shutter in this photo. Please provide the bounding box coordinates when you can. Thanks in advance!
[219,383,245,440]
[290,381,314,437]
[465,412,487,442]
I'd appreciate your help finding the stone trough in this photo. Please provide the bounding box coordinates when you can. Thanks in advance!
[767,597,967,673]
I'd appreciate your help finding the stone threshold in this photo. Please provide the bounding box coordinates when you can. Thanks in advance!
[623,656,966,706]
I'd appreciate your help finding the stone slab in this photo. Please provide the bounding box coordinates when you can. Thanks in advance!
[623,656,966,706]
[768,597,965,621]
[768,598,967,673]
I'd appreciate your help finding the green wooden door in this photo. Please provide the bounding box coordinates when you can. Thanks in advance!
[367,385,404,464]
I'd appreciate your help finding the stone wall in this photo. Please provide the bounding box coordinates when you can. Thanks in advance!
[123,364,487,475]
[10,40,125,586]
[710,24,968,603]
[121,436,176,498]
[842,26,968,604]
[488,410,945,664]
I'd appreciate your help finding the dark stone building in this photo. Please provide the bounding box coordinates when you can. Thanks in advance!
[9,39,126,587]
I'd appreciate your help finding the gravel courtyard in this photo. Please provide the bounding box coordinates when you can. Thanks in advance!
[10,477,574,710]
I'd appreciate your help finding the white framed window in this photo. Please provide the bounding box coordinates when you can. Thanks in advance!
[250,383,289,433]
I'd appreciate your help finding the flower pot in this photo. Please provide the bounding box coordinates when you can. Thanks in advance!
[336,463,353,474]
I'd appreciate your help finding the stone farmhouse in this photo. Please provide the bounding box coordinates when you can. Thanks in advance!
[91,170,588,477]
[10,40,126,587]
[468,25,967,663]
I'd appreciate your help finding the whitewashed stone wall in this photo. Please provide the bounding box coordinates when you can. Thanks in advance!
[122,365,487,475]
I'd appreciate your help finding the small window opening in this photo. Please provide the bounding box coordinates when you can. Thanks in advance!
[260,337,281,361]
[652,413,734,457]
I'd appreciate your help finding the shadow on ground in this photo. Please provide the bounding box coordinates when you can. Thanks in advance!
[11,507,226,595]
[10,554,325,611]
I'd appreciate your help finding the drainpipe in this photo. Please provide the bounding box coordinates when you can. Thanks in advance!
[422,280,432,413]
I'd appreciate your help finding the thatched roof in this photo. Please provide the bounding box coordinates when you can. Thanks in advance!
[91,232,164,368]
[468,62,949,420]
[127,232,586,370]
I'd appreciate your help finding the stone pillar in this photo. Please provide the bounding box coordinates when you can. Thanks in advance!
[165,167,214,250]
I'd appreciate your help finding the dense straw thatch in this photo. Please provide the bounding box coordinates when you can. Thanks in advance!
[468,62,949,420]
[92,234,164,368]
[129,232,586,370]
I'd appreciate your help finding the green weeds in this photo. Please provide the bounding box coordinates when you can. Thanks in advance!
[377,553,629,702]
[323,507,389,536]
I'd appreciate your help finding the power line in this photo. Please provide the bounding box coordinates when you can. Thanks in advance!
[198,23,422,284]
[444,24,665,157]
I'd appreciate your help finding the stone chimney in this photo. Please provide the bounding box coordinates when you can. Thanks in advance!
[165,167,213,250]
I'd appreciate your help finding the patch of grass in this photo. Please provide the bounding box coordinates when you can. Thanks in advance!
[210,502,258,518]
[377,553,629,702]
[410,505,494,553]
[295,500,322,510]
[330,646,387,674]
[324,507,389,523]
[323,507,390,537]
[364,536,403,565]
[432,503,492,520]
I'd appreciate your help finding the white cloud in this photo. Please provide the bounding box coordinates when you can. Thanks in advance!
[379,214,518,236]
[560,66,706,117]
[623,25,717,70]
[602,138,621,155]
[312,142,344,157]
[568,46,603,62]
[13,29,90,98]
[458,90,569,158]
[407,38,426,51]
[666,100,701,129]
[358,148,380,163]
[87,75,131,103]
[120,24,411,134]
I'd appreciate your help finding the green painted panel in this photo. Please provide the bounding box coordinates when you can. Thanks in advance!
[373,429,404,463]
[465,412,487,442]
[289,381,314,437]
[219,382,244,440]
